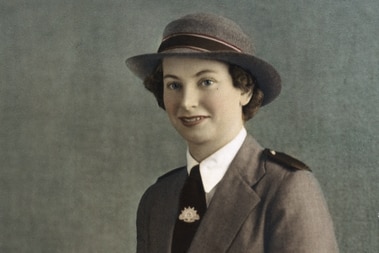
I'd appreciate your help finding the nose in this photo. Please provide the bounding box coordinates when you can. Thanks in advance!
[180,85,199,110]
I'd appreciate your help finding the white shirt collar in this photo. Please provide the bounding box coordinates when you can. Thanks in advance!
[186,127,247,193]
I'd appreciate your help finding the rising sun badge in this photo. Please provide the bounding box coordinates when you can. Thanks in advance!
[179,207,200,223]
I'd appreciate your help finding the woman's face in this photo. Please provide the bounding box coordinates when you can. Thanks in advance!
[162,57,252,158]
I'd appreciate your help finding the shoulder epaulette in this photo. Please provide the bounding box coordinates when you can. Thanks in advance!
[157,166,186,181]
[263,148,311,172]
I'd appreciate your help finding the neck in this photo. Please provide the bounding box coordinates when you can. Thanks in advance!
[188,144,220,162]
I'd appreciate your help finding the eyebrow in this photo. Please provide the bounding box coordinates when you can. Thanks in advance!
[163,74,179,80]
[163,69,217,80]
[194,69,217,77]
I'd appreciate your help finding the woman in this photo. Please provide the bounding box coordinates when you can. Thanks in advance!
[127,13,339,253]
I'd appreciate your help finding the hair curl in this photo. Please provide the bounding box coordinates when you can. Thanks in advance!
[143,61,264,121]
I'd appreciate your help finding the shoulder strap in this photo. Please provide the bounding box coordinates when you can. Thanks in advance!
[263,148,311,172]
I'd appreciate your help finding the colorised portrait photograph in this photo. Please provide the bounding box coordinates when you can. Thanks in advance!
[1,1,378,253]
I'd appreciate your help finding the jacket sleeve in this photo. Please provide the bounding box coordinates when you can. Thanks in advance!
[136,187,152,253]
[266,171,339,253]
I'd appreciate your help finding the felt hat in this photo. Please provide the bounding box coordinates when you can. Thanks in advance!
[126,13,281,105]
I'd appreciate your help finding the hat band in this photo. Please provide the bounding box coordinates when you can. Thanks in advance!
[158,34,242,53]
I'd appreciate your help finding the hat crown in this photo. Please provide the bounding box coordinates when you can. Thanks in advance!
[161,13,254,54]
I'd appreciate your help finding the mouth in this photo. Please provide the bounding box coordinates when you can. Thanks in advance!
[179,116,209,126]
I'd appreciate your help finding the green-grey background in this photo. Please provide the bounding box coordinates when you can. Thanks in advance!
[1,0,378,252]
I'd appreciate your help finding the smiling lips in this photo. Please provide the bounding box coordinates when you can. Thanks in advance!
[179,116,209,126]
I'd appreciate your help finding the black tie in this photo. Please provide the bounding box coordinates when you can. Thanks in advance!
[171,165,207,253]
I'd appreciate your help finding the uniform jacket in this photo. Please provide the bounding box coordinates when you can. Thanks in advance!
[136,135,339,253]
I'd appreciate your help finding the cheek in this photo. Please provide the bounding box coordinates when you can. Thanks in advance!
[207,97,225,110]
[209,91,241,109]
[163,93,177,113]
[209,92,243,118]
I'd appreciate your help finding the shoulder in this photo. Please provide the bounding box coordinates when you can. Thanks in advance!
[138,167,187,207]
[141,166,187,198]
[258,148,315,194]
[260,149,323,206]
[260,150,327,211]
[262,148,311,172]
[260,151,338,252]
[157,166,187,181]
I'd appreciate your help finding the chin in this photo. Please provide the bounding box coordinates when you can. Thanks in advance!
[181,133,211,146]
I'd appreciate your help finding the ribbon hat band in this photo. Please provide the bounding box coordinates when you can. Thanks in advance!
[158,34,243,53]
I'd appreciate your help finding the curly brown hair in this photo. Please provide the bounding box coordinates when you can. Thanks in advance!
[143,61,264,121]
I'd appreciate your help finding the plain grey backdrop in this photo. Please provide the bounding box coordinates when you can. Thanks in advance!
[1,0,378,252]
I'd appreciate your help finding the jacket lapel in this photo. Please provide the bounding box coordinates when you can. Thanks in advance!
[188,135,266,252]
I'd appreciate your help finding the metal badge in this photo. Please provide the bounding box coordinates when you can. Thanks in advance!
[179,207,200,223]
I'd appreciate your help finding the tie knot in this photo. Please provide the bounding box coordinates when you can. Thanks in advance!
[189,164,201,180]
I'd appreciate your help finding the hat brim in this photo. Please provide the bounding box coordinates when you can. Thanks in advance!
[126,51,281,106]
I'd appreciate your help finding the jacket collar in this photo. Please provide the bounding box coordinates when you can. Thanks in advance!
[188,135,265,252]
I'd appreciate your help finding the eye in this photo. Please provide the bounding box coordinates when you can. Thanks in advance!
[199,79,214,87]
[166,82,182,90]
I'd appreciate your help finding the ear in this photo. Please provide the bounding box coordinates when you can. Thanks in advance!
[240,89,253,106]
